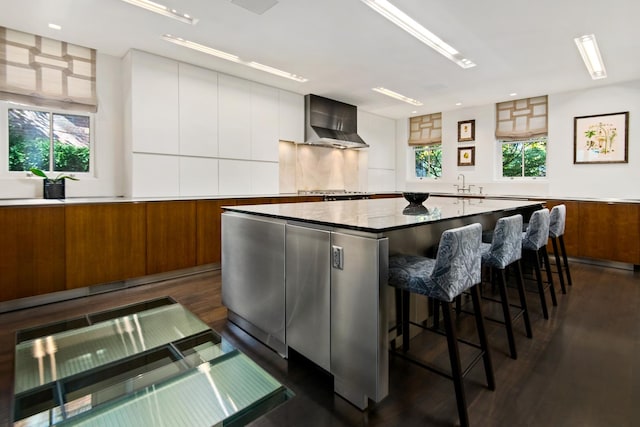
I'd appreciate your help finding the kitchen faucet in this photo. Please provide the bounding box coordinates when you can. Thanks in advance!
[455,173,474,193]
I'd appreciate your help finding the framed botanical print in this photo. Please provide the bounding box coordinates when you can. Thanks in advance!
[458,120,475,142]
[574,112,629,164]
[457,146,475,166]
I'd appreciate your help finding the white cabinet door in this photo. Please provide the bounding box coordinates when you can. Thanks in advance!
[218,74,251,159]
[358,111,396,170]
[218,159,252,195]
[131,51,179,155]
[131,153,180,197]
[179,63,218,157]
[279,90,304,143]
[250,161,279,194]
[179,157,219,196]
[251,83,279,162]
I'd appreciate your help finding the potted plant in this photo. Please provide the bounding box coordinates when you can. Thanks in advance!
[30,168,79,199]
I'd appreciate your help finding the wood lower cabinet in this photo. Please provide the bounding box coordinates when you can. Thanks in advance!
[146,201,197,274]
[577,202,640,264]
[65,203,146,289]
[0,206,66,302]
[197,199,235,265]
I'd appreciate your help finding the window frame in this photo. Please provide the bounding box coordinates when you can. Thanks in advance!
[1,101,96,179]
[496,136,548,180]
[412,144,443,180]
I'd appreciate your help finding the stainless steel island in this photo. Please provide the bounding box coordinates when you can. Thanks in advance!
[221,196,542,409]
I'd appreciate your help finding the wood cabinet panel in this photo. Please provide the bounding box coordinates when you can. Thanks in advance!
[0,207,65,302]
[146,201,197,274]
[65,203,146,289]
[196,199,235,265]
[545,200,580,257]
[577,202,640,264]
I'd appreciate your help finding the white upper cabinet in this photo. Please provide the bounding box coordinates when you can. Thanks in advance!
[218,74,251,159]
[178,63,218,157]
[130,51,179,155]
[358,111,396,170]
[279,90,304,143]
[250,82,279,162]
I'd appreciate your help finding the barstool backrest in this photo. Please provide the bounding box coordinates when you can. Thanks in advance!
[484,214,523,269]
[549,204,566,238]
[523,208,550,251]
[432,223,482,302]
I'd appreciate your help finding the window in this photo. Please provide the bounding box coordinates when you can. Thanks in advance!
[500,137,547,178]
[8,107,91,173]
[414,145,442,178]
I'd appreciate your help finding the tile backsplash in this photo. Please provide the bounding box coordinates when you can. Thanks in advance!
[279,141,362,192]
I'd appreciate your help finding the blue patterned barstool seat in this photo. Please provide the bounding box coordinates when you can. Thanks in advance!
[481,214,532,359]
[389,223,494,427]
[522,208,557,319]
[549,204,572,292]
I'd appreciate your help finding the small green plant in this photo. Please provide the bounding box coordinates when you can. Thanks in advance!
[30,167,79,182]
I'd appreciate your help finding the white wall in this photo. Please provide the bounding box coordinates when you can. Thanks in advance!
[401,79,640,199]
[359,110,396,192]
[0,53,125,199]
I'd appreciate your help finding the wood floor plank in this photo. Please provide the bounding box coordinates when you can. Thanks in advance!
[1,262,639,426]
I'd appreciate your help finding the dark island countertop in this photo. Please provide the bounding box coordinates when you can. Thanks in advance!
[223,196,543,233]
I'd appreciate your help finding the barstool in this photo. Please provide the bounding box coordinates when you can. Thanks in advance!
[549,204,572,292]
[522,208,557,319]
[481,214,532,359]
[389,223,494,427]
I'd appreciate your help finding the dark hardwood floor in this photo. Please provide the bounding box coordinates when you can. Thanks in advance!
[1,261,639,426]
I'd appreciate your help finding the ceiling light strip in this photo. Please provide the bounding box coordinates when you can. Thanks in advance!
[574,34,607,80]
[121,0,198,25]
[162,35,308,83]
[372,87,423,106]
[360,0,475,69]
[247,62,308,82]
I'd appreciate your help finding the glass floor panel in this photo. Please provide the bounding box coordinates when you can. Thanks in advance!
[13,300,291,426]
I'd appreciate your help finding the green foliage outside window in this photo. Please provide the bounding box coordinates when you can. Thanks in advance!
[8,108,90,173]
[415,145,442,178]
[501,138,547,178]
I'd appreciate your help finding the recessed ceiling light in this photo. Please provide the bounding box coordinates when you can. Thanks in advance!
[360,0,475,69]
[509,92,518,97]
[372,87,423,106]
[48,23,62,30]
[455,102,462,106]
[574,34,607,80]
[163,34,308,83]
[411,110,418,114]
[121,0,198,25]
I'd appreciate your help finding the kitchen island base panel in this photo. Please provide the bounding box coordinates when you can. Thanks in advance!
[221,213,287,357]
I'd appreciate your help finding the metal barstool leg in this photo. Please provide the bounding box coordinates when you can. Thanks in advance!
[541,247,558,306]
[441,301,470,427]
[559,235,573,286]
[532,250,549,319]
[497,269,517,359]
[514,261,533,338]
[551,237,566,294]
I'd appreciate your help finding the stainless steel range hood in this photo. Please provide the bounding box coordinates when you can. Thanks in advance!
[303,94,369,149]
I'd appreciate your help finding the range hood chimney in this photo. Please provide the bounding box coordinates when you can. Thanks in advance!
[303,94,369,149]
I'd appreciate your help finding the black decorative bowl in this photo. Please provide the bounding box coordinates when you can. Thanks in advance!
[403,192,429,206]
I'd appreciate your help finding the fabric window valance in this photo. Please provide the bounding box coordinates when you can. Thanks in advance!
[0,26,97,112]
[495,95,547,141]
[409,112,442,146]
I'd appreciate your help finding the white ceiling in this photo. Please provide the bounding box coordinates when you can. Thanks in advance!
[2,0,640,118]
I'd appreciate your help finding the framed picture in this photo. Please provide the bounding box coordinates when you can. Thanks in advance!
[574,112,629,164]
[457,146,475,166]
[458,119,475,142]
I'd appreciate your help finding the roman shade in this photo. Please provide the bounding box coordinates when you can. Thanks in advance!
[409,112,442,146]
[495,95,547,141]
[0,26,97,112]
